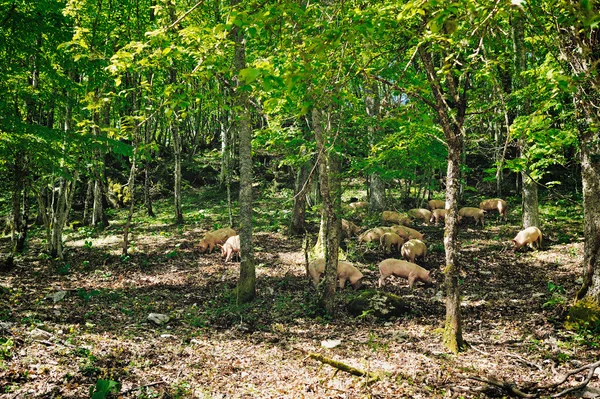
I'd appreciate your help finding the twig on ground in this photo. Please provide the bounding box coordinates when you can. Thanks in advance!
[505,353,544,371]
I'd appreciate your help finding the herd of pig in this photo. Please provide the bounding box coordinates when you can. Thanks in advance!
[194,198,543,291]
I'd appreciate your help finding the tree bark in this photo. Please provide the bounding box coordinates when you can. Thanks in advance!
[172,121,184,225]
[576,127,600,301]
[143,163,155,217]
[122,152,137,256]
[365,82,386,212]
[290,161,312,236]
[313,108,341,316]
[512,5,539,228]
[420,46,467,353]
[11,151,26,254]
[231,4,256,304]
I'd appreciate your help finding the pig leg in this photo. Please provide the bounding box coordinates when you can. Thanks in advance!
[408,273,416,289]
[378,274,388,288]
[338,277,347,290]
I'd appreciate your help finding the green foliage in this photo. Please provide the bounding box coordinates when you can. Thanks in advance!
[89,379,121,399]
[565,298,600,333]
[0,338,14,361]
[543,281,567,309]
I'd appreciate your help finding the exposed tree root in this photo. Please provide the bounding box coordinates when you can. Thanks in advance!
[464,359,600,398]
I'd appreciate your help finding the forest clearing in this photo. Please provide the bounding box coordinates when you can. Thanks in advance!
[3,0,600,398]
[1,187,598,398]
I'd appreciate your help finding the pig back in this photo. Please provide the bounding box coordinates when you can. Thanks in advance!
[479,198,507,212]
[408,208,432,222]
[210,227,237,242]
[224,235,240,249]
[391,225,424,240]
[458,207,483,217]
[382,211,412,226]
[378,258,429,280]
[428,199,445,210]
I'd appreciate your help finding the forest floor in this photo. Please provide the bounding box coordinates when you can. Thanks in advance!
[0,191,599,398]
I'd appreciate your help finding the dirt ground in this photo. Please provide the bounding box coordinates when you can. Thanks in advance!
[0,214,598,398]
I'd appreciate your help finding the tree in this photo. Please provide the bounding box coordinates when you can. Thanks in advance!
[230,1,256,304]
[541,1,600,316]
[312,107,342,315]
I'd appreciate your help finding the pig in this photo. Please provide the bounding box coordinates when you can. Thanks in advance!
[378,258,432,288]
[513,226,542,251]
[479,198,508,221]
[341,219,361,237]
[382,211,412,226]
[430,209,447,225]
[408,208,433,224]
[401,239,427,263]
[219,235,240,262]
[308,258,364,289]
[358,227,392,244]
[390,225,424,241]
[428,199,445,210]
[380,232,404,253]
[458,207,486,227]
[197,227,237,253]
[349,201,368,210]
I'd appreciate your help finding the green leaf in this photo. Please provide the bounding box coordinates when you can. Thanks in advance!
[240,68,261,84]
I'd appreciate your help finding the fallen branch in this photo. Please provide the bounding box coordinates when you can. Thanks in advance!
[295,348,379,382]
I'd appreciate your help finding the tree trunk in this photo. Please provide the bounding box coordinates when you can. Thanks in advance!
[575,128,600,302]
[443,142,465,353]
[221,118,234,227]
[231,5,256,305]
[290,161,312,236]
[11,151,26,254]
[92,179,108,228]
[122,152,137,256]
[420,46,467,353]
[313,108,341,316]
[83,179,93,225]
[512,5,539,228]
[365,82,386,212]
[144,163,155,217]
[369,174,386,213]
[49,175,77,260]
[172,119,184,225]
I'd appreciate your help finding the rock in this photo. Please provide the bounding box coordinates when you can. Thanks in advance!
[147,313,170,325]
[49,291,67,303]
[30,328,53,341]
[321,339,342,349]
[347,290,412,319]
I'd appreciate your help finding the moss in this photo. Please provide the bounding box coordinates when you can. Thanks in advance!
[565,297,600,331]
[347,290,411,319]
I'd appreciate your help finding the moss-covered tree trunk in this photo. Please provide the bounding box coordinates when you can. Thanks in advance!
[231,1,255,304]
[420,46,467,353]
[313,108,341,316]
[576,129,600,303]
